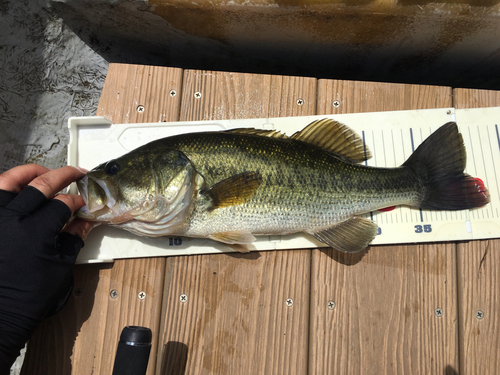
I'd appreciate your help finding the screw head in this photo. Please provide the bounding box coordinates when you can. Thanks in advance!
[138,291,146,300]
[286,298,293,307]
[180,294,188,303]
[137,105,145,113]
[169,89,177,97]
[194,92,202,99]
[333,100,340,108]
[296,98,304,106]
[446,110,452,115]
[476,310,484,320]
[328,301,336,310]
[74,287,83,297]
[110,289,119,299]
[435,308,443,317]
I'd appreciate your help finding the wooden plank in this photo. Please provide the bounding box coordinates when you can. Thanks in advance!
[453,89,500,111]
[159,251,311,374]
[22,64,183,374]
[456,240,500,375]
[180,70,316,120]
[454,88,500,375]
[317,80,453,114]
[310,80,459,374]
[158,70,317,374]
[21,264,105,374]
[98,63,184,123]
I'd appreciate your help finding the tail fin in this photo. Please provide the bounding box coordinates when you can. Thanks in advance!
[403,122,490,210]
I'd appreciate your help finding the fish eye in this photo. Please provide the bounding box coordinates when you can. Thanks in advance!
[105,160,120,175]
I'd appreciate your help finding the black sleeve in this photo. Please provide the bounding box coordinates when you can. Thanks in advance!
[0,187,84,374]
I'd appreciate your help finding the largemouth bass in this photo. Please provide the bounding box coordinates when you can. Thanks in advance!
[76,119,490,253]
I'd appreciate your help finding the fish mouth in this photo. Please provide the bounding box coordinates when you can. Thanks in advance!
[76,175,121,222]
[77,175,91,208]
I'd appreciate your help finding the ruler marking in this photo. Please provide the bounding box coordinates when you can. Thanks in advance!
[401,129,406,161]
[363,130,375,221]
[410,128,415,152]
[476,126,495,217]
[397,129,406,224]
[486,125,500,205]
[382,129,388,167]
[496,124,500,153]
[496,124,500,218]
[387,130,400,227]
[362,130,368,166]
[391,129,397,166]
[468,127,478,176]
[410,128,425,223]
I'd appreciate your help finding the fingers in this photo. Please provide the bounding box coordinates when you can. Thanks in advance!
[0,164,51,193]
[54,193,86,215]
[2,164,93,235]
[63,218,100,240]
[28,166,86,199]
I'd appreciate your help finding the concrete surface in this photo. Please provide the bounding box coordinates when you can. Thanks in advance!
[0,0,108,173]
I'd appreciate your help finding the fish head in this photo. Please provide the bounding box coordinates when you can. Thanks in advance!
[76,149,197,226]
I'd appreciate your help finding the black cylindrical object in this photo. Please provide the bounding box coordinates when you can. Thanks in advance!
[112,326,152,375]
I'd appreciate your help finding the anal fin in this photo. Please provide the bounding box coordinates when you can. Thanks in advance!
[308,216,378,253]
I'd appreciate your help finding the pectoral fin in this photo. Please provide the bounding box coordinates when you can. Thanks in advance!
[308,216,378,253]
[201,171,263,211]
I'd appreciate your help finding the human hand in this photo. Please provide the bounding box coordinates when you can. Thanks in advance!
[0,164,95,373]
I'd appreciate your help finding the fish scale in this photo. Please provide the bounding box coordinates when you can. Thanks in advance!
[143,131,422,236]
[76,119,489,253]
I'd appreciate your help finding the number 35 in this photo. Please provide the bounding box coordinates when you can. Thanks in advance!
[414,224,432,233]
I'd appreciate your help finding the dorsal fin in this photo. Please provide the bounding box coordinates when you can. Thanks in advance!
[290,119,371,163]
[225,128,288,139]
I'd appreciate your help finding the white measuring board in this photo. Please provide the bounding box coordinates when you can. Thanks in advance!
[67,107,500,263]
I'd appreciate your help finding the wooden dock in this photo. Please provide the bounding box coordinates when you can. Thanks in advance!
[21,64,500,374]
